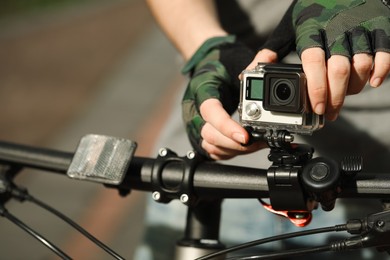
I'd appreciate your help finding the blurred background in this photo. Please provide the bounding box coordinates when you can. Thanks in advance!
[0,0,184,258]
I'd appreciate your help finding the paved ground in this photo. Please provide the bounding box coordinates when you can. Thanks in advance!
[0,1,184,259]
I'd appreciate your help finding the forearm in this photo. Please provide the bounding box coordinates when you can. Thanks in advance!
[146,0,228,60]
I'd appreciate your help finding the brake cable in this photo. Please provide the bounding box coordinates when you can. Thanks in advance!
[196,224,346,260]
[0,165,125,260]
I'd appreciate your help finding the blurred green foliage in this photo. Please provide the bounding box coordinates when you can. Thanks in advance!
[0,0,93,17]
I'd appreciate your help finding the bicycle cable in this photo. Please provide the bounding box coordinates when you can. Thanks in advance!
[0,204,72,260]
[11,185,126,260]
[227,245,331,260]
[196,225,346,260]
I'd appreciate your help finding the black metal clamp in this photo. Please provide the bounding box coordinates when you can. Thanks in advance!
[151,148,203,206]
[266,144,314,211]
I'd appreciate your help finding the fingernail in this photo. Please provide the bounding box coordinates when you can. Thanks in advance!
[327,113,338,121]
[371,77,382,88]
[232,133,246,144]
[314,103,325,115]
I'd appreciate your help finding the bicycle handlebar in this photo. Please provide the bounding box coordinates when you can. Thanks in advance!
[0,139,389,201]
[1,136,390,259]
[0,140,72,173]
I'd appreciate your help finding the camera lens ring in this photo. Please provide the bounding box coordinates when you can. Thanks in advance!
[272,79,295,105]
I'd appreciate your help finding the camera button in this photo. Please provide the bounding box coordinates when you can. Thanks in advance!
[245,102,261,119]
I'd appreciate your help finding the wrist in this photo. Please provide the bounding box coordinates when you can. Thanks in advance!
[183,30,229,61]
[182,35,236,74]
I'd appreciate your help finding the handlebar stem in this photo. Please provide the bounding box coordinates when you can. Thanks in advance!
[150,148,203,206]
[175,199,225,260]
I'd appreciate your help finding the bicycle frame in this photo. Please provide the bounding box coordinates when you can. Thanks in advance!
[0,135,390,259]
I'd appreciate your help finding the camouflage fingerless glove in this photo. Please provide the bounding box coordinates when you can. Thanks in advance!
[293,0,390,58]
[181,36,254,157]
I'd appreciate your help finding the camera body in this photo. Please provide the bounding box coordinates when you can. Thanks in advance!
[239,63,324,135]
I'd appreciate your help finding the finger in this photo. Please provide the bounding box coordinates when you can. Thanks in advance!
[301,48,327,115]
[245,49,278,70]
[201,130,237,160]
[201,122,247,151]
[200,98,249,145]
[348,53,373,95]
[205,144,265,160]
[203,147,236,160]
[202,140,251,160]
[201,130,266,160]
[370,52,390,88]
[326,55,350,121]
[349,26,372,55]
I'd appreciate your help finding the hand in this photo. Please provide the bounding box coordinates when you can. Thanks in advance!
[190,49,279,160]
[198,99,266,160]
[182,36,266,160]
[186,5,297,160]
[184,1,298,160]
[293,0,390,120]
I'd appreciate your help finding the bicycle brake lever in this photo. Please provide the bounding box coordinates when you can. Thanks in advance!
[362,210,390,253]
[336,210,390,254]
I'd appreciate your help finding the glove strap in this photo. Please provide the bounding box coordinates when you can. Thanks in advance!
[325,0,390,47]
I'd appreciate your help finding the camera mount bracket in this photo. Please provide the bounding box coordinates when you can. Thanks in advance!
[245,127,295,149]
[266,142,314,209]
[262,132,315,226]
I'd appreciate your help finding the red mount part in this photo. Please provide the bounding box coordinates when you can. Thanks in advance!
[260,200,312,227]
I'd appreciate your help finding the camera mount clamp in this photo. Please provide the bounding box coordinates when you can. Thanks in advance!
[245,127,294,149]
[261,130,315,226]
[246,128,361,227]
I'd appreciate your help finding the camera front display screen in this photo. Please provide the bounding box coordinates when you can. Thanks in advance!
[246,77,264,100]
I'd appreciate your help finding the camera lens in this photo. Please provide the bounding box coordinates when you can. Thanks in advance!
[263,68,303,113]
[276,83,291,101]
[273,79,295,105]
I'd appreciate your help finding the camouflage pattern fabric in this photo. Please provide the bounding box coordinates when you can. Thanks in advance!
[293,0,390,58]
[181,36,254,157]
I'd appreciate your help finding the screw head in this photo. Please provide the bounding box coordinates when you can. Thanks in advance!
[284,134,294,143]
[187,151,195,159]
[180,194,189,204]
[152,191,161,201]
[376,220,385,228]
[158,148,168,157]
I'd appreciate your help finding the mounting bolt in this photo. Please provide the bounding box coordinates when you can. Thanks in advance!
[152,191,161,201]
[159,148,168,157]
[187,150,195,159]
[180,194,189,204]
[284,134,294,143]
[376,220,385,228]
